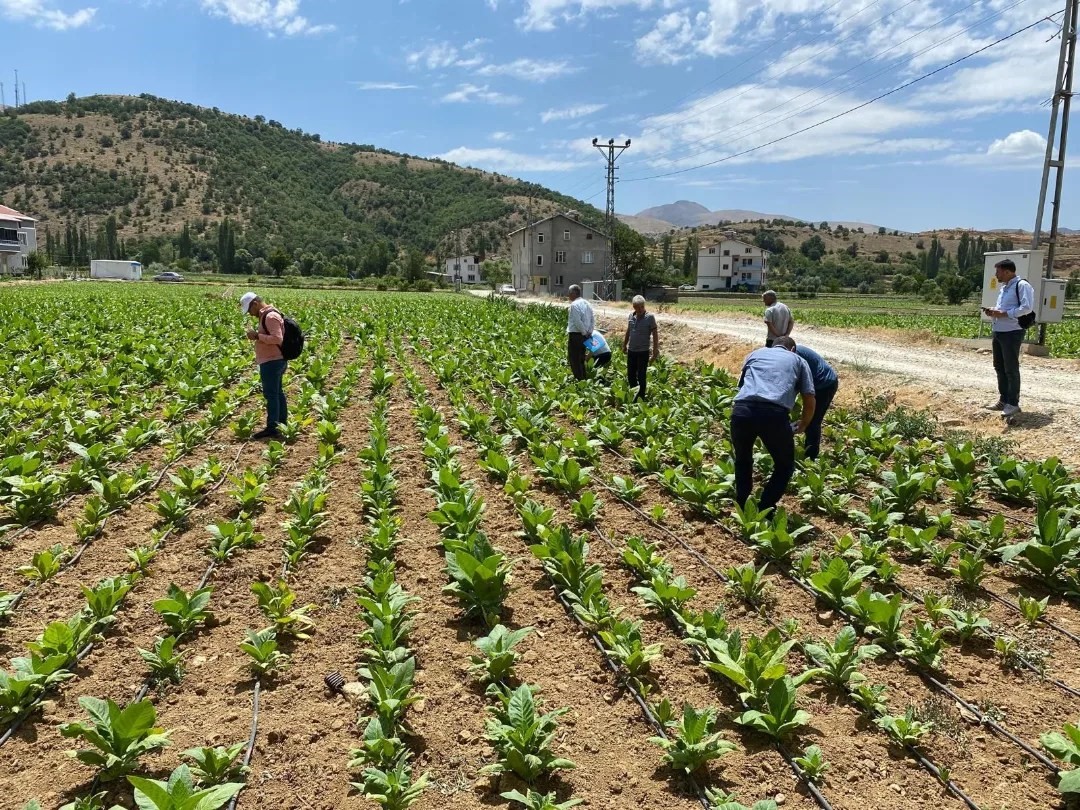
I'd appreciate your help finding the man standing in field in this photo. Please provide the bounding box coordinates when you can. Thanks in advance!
[762,290,793,347]
[982,258,1035,419]
[731,336,816,513]
[566,284,595,382]
[793,342,838,460]
[241,291,287,439]
[623,294,659,401]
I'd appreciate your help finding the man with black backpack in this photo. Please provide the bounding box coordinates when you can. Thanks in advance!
[240,291,304,439]
[982,259,1035,420]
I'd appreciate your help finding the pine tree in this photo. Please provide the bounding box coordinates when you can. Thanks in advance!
[178,222,193,260]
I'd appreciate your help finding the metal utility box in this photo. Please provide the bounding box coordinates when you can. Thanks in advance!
[1038,278,1067,324]
[980,249,1044,323]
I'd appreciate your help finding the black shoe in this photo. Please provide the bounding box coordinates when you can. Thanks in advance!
[252,427,280,440]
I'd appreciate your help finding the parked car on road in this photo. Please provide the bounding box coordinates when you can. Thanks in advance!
[153,271,185,282]
[678,284,696,291]
[498,284,517,296]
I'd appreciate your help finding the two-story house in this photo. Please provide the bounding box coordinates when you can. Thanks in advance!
[696,238,769,291]
[509,212,610,296]
[444,254,484,285]
[0,204,37,275]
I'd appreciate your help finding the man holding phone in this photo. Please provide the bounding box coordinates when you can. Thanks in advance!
[982,259,1035,419]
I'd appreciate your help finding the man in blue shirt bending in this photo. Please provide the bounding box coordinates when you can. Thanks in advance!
[794,343,839,460]
[732,336,817,513]
[982,259,1035,419]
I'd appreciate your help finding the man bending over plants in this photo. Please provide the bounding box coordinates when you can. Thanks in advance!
[731,336,816,513]
[241,291,287,440]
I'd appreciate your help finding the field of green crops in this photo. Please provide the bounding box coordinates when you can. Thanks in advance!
[2,283,1079,810]
[669,297,1080,357]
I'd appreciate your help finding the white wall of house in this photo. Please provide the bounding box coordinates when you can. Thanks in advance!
[696,239,768,291]
[445,255,484,284]
[0,206,37,275]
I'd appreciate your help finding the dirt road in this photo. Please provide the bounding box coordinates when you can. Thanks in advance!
[488,291,1080,463]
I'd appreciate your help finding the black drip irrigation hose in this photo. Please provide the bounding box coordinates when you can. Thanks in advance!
[225,678,261,810]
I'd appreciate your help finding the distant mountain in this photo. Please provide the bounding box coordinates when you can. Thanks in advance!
[625,200,888,234]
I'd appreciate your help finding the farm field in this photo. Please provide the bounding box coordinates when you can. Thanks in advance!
[1,284,1080,810]
[664,296,1080,358]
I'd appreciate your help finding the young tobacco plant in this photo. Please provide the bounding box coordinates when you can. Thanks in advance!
[794,745,830,783]
[876,708,932,747]
[126,764,244,810]
[138,636,186,684]
[649,699,737,774]
[17,543,69,583]
[154,584,213,638]
[353,761,429,810]
[182,742,249,786]
[803,626,884,689]
[250,580,317,640]
[470,624,533,685]
[239,628,289,676]
[501,789,583,810]
[59,696,172,780]
[482,683,575,783]
[1040,720,1080,797]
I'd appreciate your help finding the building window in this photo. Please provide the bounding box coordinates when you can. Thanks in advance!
[554,251,567,263]
[581,251,594,264]
[722,249,730,256]
[708,247,716,254]
[0,228,17,243]
[702,284,710,290]
[539,277,548,286]
[467,275,475,282]
[556,275,564,286]
[586,233,593,240]
[563,230,570,241]
[18,232,27,245]
[537,233,545,243]
[745,247,752,254]
[722,264,729,270]
[536,255,544,266]
[743,258,752,266]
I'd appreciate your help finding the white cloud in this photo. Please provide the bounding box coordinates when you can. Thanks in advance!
[0,0,96,29]
[199,0,333,35]
[353,81,418,91]
[540,103,606,123]
[987,129,1046,158]
[517,0,661,32]
[437,146,584,172]
[477,58,578,82]
[763,44,836,80]
[407,41,467,70]
[635,10,698,65]
[441,83,521,105]
[491,131,514,141]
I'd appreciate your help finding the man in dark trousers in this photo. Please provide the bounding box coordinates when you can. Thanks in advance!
[794,342,838,460]
[731,336,816,513]
[623,294,659,401]
[566,284,595,382]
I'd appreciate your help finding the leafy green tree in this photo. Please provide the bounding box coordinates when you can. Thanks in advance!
[800,235,826,261]
[178,223,193,259]
[268,248,290,278]
[936,270,972,305]
[481,257,511,289]
[233,248,253,276]
[404,248,426,282]
[26,250,47,279]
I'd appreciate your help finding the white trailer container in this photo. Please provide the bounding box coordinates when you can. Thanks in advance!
[91,260,143,281]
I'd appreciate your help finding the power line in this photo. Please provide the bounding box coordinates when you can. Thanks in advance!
[628,0,1014,171]
[623,10,1063,184]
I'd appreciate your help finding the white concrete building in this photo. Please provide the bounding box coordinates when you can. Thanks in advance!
[0,204,37,275]
[445,255,484,284]
[696,238,769,291]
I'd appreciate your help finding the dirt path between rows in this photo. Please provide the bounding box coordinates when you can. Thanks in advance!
[495,293,1080,466]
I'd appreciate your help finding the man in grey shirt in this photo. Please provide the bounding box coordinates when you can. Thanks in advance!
[732,336,816,512]
[762,290,793,348]
[622,294,659,401]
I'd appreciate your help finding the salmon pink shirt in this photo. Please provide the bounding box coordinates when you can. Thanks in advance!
[255,308,285,364]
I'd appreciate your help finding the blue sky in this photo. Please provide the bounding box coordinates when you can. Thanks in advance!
[0,0,1073,232]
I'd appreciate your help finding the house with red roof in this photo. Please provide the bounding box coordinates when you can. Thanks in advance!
[0,205,37,275]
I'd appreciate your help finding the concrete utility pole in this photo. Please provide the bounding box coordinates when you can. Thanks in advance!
[13,70,18,108]
[1033,0,1077,345]
[592,137,631,301]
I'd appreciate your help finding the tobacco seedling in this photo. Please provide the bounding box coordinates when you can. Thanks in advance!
[250,580,317,640]
[154,584,213,638]
[736,676,813,740]
[809,557,874,610]
[803,626,884,689]
[794,745,830,783]
[155,491,193,528]
[1039,720,1080,797]
[59,696,172,780]
[726,562,769,606]
[470,624,533,685]
[1018,594,1049,626]
[942,607,991,643]
[598,619,662,689]
[442,539,512,628]
[349,716,409,771]
[649,503,667,523]
[364,657,423,727]
[138,636,186,684]
[482,684,575,783]
[876,708,932,746]
[182,742,249,786]
[501,789,583,810]
[126,764,244,810]
[633,572,696,616]
[609,474,644,503]
[951,548,989,589]
[17,544,69,583]
[238,628,289,676]
[353,761,429,810]
[903,621,946,670]
[81,576,134,628]
[649,699,737,774]
[569,491,601,527]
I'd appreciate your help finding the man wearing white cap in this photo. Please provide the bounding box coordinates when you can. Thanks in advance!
[240,291,287,439]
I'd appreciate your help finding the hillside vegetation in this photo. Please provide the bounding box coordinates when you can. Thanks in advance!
[0,94,601,273]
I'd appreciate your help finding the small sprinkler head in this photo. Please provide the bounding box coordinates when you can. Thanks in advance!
[324,671,345,694]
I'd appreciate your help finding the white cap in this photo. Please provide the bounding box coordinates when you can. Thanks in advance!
[240,292,257,314]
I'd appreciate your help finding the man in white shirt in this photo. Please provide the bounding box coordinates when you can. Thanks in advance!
[762,290,793,347]
[566,284,595,381]
[982,259,1035,419]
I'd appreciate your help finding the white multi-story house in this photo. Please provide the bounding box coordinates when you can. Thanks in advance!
[0,204,37,275]
[445,254,484,284]
[696,238,769,291]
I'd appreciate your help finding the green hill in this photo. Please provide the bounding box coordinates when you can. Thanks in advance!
[0,94,602,272]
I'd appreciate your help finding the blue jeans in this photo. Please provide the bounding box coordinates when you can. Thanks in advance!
[804,382,837,460]
[992,329,1024,407]
[258,359,288,429]
[731,401,795,513]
